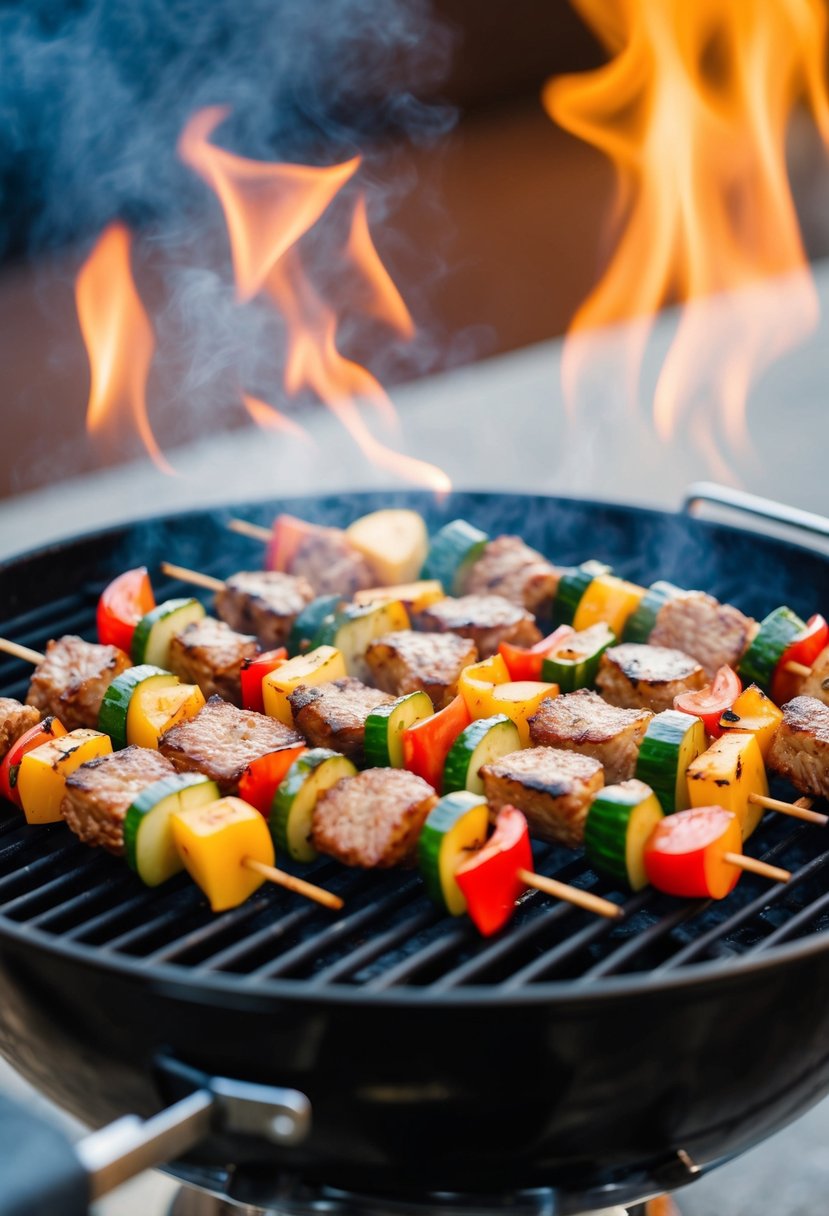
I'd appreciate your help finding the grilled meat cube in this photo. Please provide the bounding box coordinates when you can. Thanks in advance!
[0,697,41,760]
[596,643,706,713]
[767,696,829,799]
[290,529,375,597]
[26,635,131,731]
[414,594,541,658]
[289,677,393,764]
[312,767,437,867]
[61,745,176,855]
[481,747,603,847]
[649,590,755,678]
[168,617,259,706]
[365,629,478,710]
[160,695,303,795]
[214,570,315,649]
[529,689,652,784]
[461,535,560,617]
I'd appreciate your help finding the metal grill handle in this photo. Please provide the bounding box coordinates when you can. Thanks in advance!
[683,482,829,544]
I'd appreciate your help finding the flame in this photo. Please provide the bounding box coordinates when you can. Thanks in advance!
[344,194,415,339]
[242,392,315,444]
[545,0,829,461]
[76,222,174,475]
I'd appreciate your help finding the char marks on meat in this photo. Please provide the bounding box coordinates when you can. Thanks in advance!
[313,768,438,867]
[61,746,176,855]
[289,677,393,764]
[26,636,131,731]
[0,698,41,760]
[290,529,375,597]
[597,643,706,713]
[414,594,541,657]
[168,616,258,706]
[482,747,603,847]
[529,689,652,784]
[461,535,560,617]
[649,590,755,678]
[768,696,829,799]
[215,571,315,649]
[365,629,478,710]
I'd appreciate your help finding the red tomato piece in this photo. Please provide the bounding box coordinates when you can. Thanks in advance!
[643,806,741,900]
[238,744,307,816]
[673,665,742,737]
[97,567,155,652]
[499,626,575,682]
[0,717,68,807]
[455,806,533,936]
[402,694,471,793]
[240,648,288,714]
[772,614,829,705]
[266,515,330,573]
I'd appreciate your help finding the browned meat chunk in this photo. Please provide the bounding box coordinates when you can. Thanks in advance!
[160,695,303,795]
[461,535,560,617]
[0,698,41,760]
[26,636,131,731]
[312,768,437,867]
[168,617,258,706]
[215,571,315,649]
[596,643,706,713]
[529,689,652,784]
[414,594,541,658]
[289,528,375,597]
[481,747,603,847]
[289,677,393,764]
[767,696,829,799]
[61,746,176,855]
[649,591,755,678]
[365,630,478,710]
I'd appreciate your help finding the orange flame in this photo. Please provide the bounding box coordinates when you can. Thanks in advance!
[545,0,829,461]
[344,194,415,339]
[76,222,174,475]
[242,392,315,444]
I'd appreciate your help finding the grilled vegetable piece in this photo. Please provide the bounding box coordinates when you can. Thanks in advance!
[634,709,706,813]
[772,615,829,705]
[237,745,307,817]
[171,796,275,912]
[597,643,706,713]
[673,665,742,738]
[461,535,560,617]
[311,767,438,868]
[458,654,510,716]
[18,728,113,825]
[719,684,783,760]
[124,773,219,885]
[365,629,478,710]
[97,567,156,653]
[572,573,645,636]
[686,732,768,840]
[131,598,206,668]
[415,594,541,658]
[0,716,66,806]
[402,694,471,792]
[650,590,756,679]
[240,648,287,714]
[288,594,345,657]
[262,646,347,725]
[481,746,604,847]
[787,642,829,707]
[61,745,176,853]
[314,600,410,682]
[289,677,394,765]
[459,655,556,745]
[274,517,374,596]
[214,570,315,650]
[767,696,829,799]
[364,691,434,768]
[422,519,489,594]
[443,715,522,795]
[272,748,358,862]
[529,689,652,785]
[622,581,683,644]
[128,682,206,750]
[551,560,611,627]
[0,698,41,762]
[168,616,258,705]
[354,580,445,613]
[160,695,303,795]
[26,635,131,731]
[98,665,178,750]
[499,625,575,681]
[418,791,490,914]
[345,509,429,585]
[584,779,663,890]
[541,623,615,692]
[738,605,807,693]
[643,806,742,900]
[455,806,533,936]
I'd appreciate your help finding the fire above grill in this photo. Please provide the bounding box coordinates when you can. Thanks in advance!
[2,487,829,1215]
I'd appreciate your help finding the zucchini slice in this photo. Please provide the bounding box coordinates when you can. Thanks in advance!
[584,780,664,890]
[314,600,410,682]
[124,773,220,886]
[442,714,522,795]
[270,748,357,862]
[131,598,206,667]
[418,791,490,914]
[551,560,611,627]
[364,691,434,768]
[634,708,707,814]
[288,594,343,657]
[98,665,177,750]
[738,605,806,692]
[421,520,489,593]
[622,580,683,643]
[540,623,615,692]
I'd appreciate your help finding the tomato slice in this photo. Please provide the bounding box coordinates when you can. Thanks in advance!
[238,744,307,816]
[97,567,155,652]
[240,648,287,714]
[455,806,533,936]
[0,717,67,806]
[499,626,575,682]
[674,665,742,737]
[772,613,829,705]
[643,805,741,900]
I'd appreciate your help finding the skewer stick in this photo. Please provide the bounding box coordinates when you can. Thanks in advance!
[228,518,272,543]
[160,562,224,593]
[723,853,791,883]
[783,660,812,678]
[0,638,44,665]
[516,867,623,920]
[243,857,343,910]
[748,792,828,826]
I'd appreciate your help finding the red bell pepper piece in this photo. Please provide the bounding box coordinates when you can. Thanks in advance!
[402,694,471,793]
[643,805,742,900]
[0,717,68,807]
[238,744,307,816]
[499,625,575,681]
[240,648,288,713]
[772,613,829,705]
[96,567,155,653]
[673,665,742,737]
[455,806,533,936]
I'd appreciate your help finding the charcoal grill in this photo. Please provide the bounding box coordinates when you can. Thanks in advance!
[1,485,829,1215]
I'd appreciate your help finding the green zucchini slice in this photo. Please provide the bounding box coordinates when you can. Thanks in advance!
[270,748,357,862]
[364,691,434,768]
[124,773,219,886]
[622,580,684,643]
[584,779,664,891]
[98,665,176,750]
[131,598,206,667]
[442,715,521,795]
[288,594,343,657]
[634,708,706,814]
[552,560,611,627]
[540,623,615,692]
[421,520,489,593]
[738,605,806,692]
[418,790,490,914]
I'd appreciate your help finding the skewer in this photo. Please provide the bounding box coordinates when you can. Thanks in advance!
[783,660,813,678]
[228,518,271,543]
[516,867,623,919]
[723,853,791,883]
[748,792,828,825]
[243,857,344,910]
[160,562,224,593]
[0,639,45,665]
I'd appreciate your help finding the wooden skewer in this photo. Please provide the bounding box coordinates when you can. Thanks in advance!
[243,857,343,910]
[723,853,791,883]
[783,659,812,678]
[228,518,272,543]
[160,562,224,593]
[0,638,45,665]
[748,791,828,826]
[516,867,623,920]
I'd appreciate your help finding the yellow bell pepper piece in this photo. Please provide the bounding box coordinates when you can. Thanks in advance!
[573,574,645,636]
[353,580,445,613]
[171,795,275,912]
[128,683,206,749]
[18,729,113,825]
[488,681,559,746]
[458,654,510,717]
[345,508,429,584]
[686,733,768,840]
[719,684,783,760]
[262,645,347,725]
